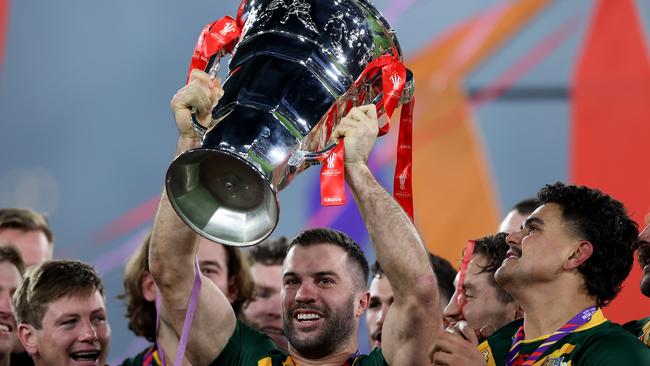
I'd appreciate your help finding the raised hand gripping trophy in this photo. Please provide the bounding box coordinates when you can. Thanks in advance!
[166,0,415,246]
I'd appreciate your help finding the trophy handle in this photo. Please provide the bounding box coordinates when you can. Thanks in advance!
[372,68,415,116]
[190,52,225,137]
[289,144,337,169]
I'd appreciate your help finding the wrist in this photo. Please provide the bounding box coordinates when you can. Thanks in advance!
[175,136,202,156]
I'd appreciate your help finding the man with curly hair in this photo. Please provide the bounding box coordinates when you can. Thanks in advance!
[430,182,650,365]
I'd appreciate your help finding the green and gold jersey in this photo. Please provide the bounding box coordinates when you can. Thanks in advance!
[212,320,387,366]
[477,309,650,365]
[119,345,162,366]
[623,316,650,348]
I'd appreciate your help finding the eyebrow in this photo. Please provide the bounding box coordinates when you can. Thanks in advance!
[199,260,223,269]
[314,271,339,278]
[462,282,475,291]
[56,307,105,320]
[524,216,545,228]
[282,271,340,279]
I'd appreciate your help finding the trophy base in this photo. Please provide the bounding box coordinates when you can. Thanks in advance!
[166,148,279,247]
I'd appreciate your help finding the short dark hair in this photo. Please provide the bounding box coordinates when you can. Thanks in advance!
[0,208,53,245]
[290,228,369,290]
[512,198,538,216]
[472,233,513,303]
[248,236,289,266]
[428,254,457,302]
[13,260,104,328]
[0,245,25,275]
[537,182,638,307]
[371,253,457,302]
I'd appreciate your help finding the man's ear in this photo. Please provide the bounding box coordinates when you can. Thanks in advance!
[141,271,157,302]
[356,290,371,317]
[17,324,38,356]
[564,240,593,270]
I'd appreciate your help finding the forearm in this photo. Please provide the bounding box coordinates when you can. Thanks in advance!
[149,136,201,301]
[345,162,437,301]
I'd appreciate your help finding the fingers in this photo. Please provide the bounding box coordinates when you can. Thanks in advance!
[171,71,223,125]
[188,69,211,84]
[457,321,480,346]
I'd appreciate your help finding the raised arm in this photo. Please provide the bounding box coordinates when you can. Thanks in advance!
[334,105,443,365]
[148,70,235,366]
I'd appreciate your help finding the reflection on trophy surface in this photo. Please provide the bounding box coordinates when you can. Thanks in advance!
[166,0,415,246]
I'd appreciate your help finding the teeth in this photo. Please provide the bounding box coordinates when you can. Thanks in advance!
[70,351,99,361]
[297,313,320,321]
[0,325,9,332]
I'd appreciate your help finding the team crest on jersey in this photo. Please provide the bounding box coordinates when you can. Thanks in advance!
[481,350,489,362]
[540,357,567,366]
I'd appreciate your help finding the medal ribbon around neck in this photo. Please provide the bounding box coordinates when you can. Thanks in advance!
[507,306,598,366]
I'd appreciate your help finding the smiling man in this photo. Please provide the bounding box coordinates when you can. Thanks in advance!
[430,183,650,365]
[149,70,439,365]
[14,260,111,366]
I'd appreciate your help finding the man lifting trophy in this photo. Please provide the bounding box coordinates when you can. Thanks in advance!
[149,0,440,365]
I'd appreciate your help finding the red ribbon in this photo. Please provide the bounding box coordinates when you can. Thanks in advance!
[320,141,346,206]
[394,98,414,220]
[318,53,414,220]
[456,240,476,313]
[186,17,242,83]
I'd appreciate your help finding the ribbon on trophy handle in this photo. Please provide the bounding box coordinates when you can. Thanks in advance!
[320,141,346,206]
[186,0,248,135]
[319,52,415,221]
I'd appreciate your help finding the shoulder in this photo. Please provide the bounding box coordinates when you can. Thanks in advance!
[356,348,389,366]
[622,316,650,338]
[117,345,154,366]
[211,320,285,365]
[572,321,650,364]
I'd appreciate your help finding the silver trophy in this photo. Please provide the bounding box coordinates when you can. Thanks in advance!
[166,0,414,246]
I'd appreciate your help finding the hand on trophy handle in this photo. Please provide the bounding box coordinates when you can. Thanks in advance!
[330,104,379,166]
[170,69,223,139]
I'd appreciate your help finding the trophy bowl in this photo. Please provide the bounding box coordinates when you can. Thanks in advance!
[166,0,413,246]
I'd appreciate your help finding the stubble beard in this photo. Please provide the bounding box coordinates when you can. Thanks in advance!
[283,296,356,359]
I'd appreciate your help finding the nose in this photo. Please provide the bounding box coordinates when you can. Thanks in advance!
[506,230,522,246]
[78,320,98,342]
[443,291,463,322]
[294,282,317,303]
[377,303,389,326]
[265,294,282,319]
[0,291,13,314]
